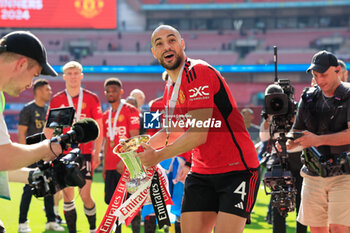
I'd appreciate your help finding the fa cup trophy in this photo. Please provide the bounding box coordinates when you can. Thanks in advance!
[113,135,150,193]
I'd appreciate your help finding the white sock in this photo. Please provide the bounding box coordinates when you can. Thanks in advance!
[54,206,59,216]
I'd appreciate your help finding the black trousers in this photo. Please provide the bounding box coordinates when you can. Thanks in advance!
[19,184,56,223]
[272,152,307,233]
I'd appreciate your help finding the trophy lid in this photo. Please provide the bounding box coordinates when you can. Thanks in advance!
[113,135,150,155]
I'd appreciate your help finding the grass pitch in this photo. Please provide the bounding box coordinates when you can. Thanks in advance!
[0,172,308,232]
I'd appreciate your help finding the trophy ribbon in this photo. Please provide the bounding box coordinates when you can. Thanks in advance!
[96,165,172,233]
[96,135,173,233]
[150,170,171,228]
[96,168,129,233]
[113,165,173,227]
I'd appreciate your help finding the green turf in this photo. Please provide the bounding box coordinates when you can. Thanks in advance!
[0,173,309,232]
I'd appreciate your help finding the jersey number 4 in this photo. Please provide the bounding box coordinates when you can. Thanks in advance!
[233,181,247,201]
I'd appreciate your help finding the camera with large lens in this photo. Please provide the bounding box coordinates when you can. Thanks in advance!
[264,79,297,130]
[262,80,298,217]
[28,107,99,197]
[28,148,85,197]
[262,47,298,217]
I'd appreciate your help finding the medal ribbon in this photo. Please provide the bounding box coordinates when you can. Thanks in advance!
[108,100,125,145]
[165,63,185,141]
[65,88,83,122]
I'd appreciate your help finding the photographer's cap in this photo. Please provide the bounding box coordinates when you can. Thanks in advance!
[0,31,57,77]
[307,50,339,74]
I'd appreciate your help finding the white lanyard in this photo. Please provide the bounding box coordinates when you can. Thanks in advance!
[65,88,83,122]
[165,63,185,133]
[108,99,125,142]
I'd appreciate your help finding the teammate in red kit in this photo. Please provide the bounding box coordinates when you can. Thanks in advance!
[45,61,103,233]
[102,78,140,199]
[137,25,260,233]
[102,77,140,233]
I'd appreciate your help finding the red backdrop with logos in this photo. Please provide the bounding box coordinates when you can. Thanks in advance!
[0,0,116,29]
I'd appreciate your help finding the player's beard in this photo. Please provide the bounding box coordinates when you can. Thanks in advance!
[108,98,117,104]
[108,96,121,104]
[159,53,183,70]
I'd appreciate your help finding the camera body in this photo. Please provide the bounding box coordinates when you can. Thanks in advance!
[263,163,296,217]
[264,79,297,131]
[28,107,86,197]
[29,148,85,197]
[262,79,298,217]
[303,147,350,177]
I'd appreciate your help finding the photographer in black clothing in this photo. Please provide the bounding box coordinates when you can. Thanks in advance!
[287,51,350,233]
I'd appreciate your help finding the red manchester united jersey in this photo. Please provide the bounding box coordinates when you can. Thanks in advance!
[48,89,103,154]
[148,96,192,164]
[103,103,140,170]
[163,58,259,174]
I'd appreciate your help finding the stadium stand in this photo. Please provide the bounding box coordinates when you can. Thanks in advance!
[33,27,348,66]
[243,49,317,64]
[11,25,343,67]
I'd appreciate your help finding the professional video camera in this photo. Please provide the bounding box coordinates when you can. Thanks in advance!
[262,47,298,217]
[27,107,100,197]
[264,79,297,131]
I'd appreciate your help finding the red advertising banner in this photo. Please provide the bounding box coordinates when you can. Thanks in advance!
[0,0,117,29]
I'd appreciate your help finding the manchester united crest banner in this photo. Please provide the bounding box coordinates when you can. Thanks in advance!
[0,0,117,29]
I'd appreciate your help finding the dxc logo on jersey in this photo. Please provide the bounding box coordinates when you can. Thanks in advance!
[143,110,162,129]
[189,86,209,98]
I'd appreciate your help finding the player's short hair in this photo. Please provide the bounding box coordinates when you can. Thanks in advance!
[126,96,138,108]
[104,77,122,89]
[33,78,48,93]
[130,89,145,99]
[241,108,254,115]
[63,61,82,72]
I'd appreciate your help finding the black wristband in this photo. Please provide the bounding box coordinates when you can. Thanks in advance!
[185,162,191,167]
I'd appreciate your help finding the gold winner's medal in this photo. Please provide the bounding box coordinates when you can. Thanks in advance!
[110,141,115,148]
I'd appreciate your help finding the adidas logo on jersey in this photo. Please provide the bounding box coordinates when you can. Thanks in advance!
[234,202,244,210]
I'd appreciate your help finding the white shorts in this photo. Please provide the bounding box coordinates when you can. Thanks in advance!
[297,171,350,227]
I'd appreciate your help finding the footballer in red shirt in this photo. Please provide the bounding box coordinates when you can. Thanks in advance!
[137,25,260,233]
[102,78,140,205]
[45,61,103,233]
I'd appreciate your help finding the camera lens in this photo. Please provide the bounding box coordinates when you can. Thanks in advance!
[270,97,285,111]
